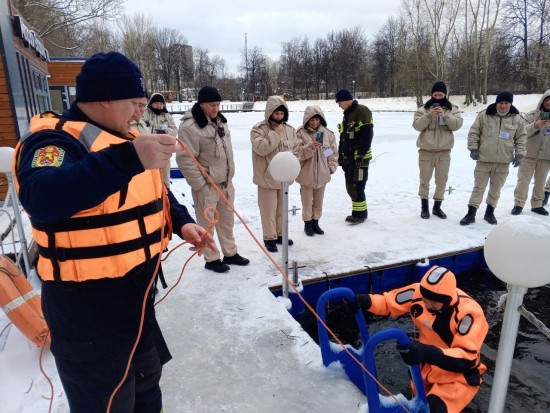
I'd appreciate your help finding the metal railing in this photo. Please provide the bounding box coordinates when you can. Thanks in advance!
[168,102,255,114]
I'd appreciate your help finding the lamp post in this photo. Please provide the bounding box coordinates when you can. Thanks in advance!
[352,80,355,97]
[484,216,550,413]
[268,152,301,298]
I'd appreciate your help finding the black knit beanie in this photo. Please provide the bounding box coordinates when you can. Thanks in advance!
[76,52,145,102]
[335,88,353,102]
[496,91,513,104]
[197,86,222,103]
[431,81,447,95]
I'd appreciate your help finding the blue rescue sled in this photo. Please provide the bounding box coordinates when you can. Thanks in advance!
[316,287,429,413]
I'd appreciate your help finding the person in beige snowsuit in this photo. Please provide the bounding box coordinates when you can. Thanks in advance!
[251,96,297,253]
[176,86,249,273]
[142,92,178,187]
[413,81,463,219]
[511,90,550,216]
[294,105,338,236]
[460,91,526,226]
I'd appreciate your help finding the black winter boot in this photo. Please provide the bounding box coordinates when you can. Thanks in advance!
[311,219,324,235]
[304,220,314,236]
[511,206,523,215]
[421,199,430,219]
[543,191,550,206]
[484,204,497,225]
[459,206,477,226]
[432,200,447,219]
[264,240,278,253]
[204,259,230,273]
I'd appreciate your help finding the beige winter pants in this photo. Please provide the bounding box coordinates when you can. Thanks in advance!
[258,186,283,241]
[513,157,550,208]
[418,149,451,200]
[468,161,510,208]
[192,181,238,262]
[300,185,326,221]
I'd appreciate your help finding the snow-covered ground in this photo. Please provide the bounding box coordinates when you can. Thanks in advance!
[0,94,546,412]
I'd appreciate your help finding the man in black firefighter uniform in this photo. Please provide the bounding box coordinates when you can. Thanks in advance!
[336,88,374,224]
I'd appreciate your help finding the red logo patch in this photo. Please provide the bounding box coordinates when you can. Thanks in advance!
[32,146,65,167]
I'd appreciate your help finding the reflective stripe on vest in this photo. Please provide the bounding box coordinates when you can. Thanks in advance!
[14,114,171,282]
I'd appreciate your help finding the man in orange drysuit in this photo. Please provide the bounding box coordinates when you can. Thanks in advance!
[356,265,488,413]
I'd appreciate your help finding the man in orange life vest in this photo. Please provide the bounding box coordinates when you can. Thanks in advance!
[356,266,488,413]
[13,52,216,413]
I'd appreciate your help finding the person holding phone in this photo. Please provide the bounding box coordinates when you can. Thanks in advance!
[142,92,178,187]
[511,90,550,216]
[294,105,338,236]
[413,81,463,220]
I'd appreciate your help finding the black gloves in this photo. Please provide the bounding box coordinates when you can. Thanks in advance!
[470,150,480,160]
[512,155,523,167]
[396,341,441,366]
[356,294,372,311]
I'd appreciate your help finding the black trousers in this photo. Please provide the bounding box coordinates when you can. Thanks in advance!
[344,163,369,218]
[42,259,171,413]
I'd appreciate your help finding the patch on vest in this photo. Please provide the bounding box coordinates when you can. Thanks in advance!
[32,146,65,167]
[458,314,474,335]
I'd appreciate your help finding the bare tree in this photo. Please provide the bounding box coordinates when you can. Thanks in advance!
[118,13,156,91]
[239,45,267,100]
[152,27,188,92]
[77,20,120,57]
[14,0,123,51]
[422,0,462,80]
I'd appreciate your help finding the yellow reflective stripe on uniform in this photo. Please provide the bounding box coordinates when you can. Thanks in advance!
[352,200,367,212]
[353,148,372,160]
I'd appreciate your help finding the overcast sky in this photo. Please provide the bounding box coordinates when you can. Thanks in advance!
[123,0,403,75]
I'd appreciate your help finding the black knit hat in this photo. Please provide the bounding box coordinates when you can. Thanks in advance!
[197,86,222,103]
[496,91,513,104]
[148,93,166,105]
[76,52,145,102]
[335,89,353,102]
[431,81,447,95]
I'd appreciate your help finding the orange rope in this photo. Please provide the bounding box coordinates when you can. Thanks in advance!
[172,137,412,412]
[37,136,411,413]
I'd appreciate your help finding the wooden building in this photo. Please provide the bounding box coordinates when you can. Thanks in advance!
[0,0,51,198]
[48,57,85,113]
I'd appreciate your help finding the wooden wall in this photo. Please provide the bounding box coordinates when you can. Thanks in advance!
[48,60,83,86]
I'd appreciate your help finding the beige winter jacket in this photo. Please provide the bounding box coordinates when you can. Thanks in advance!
[413,104,463,151]
[467,104,526,163]
[522,90,550,160]
[141,93,178,136]
[130,118,150,135]
[176,106,235,191]
[251,96,297,189]
[294,105,338,189]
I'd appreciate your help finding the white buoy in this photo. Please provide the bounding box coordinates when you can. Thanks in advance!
[268,151,300,183]
[0,147,32,276]
[0,147,15,173]
[268,151,300,298]
[485,216,550,413]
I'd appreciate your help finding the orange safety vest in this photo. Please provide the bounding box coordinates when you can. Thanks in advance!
[13,114,172,282]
